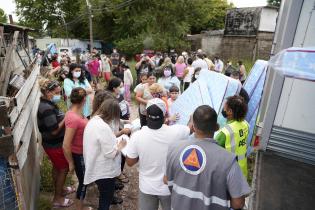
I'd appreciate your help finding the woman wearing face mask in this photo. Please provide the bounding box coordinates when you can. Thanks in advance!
[64,63,93,118]
[63,87,90,210]
[106,77,130,122]
[135,72,157,127]
[37,78,74,208]
[214,95,249,179]
[158,64,181,92]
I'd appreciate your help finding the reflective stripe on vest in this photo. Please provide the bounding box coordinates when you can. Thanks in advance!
[172,182,230,208]
[221,121,249,178]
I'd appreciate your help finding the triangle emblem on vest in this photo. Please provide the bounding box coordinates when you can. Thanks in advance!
[183,148,200,168]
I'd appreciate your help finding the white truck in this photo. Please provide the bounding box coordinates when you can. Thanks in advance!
[249,0,315,209]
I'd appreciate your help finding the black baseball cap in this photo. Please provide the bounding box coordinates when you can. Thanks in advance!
[146,98,166,129]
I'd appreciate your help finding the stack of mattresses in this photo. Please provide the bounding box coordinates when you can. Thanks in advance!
[243,60,268,154]
[170,70,241,127]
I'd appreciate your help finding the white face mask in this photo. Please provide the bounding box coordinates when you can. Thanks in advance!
[120,87,125,95]
[195,74,199,79]
[72,71,81,78]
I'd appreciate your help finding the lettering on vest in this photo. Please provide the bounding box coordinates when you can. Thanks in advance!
[238,139,246,147]
[239,129,244,137]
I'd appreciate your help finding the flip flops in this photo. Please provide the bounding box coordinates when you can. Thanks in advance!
[52,198,74,208]
[63,186,76,196]
[117,173,129,183]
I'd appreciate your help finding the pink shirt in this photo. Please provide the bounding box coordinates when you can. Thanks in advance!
[88,60,100,76]
[175,63,186,78]
[65,111,88,154]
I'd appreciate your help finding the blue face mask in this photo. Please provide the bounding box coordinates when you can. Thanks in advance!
[52,95,61,103]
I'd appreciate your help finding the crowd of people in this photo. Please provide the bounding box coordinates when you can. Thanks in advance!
[37,47,251,210]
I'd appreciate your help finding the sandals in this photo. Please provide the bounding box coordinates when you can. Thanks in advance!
[52,198,74,208]
[117,173,129,183]
[63,186,76,196]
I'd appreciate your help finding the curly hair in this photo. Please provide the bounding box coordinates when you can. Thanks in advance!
[226,95,248,121]
[149,83,164,94]
[38,77,59,95]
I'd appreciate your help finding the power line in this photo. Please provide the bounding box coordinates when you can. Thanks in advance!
[60,0,137,30]
[91,0,137,12]
[64,13,88,26]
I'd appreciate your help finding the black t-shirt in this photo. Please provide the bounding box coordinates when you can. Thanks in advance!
[37,98,65,148]
[112,66,124,81]
[117,94,130,120]
[136,61,154,74]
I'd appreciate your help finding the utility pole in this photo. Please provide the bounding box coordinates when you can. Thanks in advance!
[61,15,69,47]
[85,0,93,53]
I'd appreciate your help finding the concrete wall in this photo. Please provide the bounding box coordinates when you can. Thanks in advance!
[200,31,273,61]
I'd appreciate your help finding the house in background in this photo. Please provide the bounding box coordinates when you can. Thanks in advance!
[35,37,105,53]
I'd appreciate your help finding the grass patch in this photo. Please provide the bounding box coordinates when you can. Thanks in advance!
[40,155,54,192]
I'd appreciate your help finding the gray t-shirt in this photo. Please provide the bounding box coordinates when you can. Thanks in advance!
[166,137,251,210]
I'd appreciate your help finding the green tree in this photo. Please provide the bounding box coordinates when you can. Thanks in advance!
[16,0,232,54]
[0,8,7,23]
[267,0,281,7]
[15,0,84,37]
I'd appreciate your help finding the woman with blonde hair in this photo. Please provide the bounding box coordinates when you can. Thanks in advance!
[175,55,187,87]
[83,99,127,210]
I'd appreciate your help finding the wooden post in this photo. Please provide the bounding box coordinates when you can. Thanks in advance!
[0,31,19,96]
[0,26,5,72]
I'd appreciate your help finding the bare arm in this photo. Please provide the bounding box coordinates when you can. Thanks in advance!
[115,128,131,137]
[51,118,65,136]
[135,89,148,105]
[126,156,139,167]
[230,196,245,209]
[163,175,168,185]
[147,57,155,68]
[63,127,76,172]
[135,59,143,69]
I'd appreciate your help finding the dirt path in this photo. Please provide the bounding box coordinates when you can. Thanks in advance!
[40,102,140,210]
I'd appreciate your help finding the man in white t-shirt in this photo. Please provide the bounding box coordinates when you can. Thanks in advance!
[125,98,190,210]
[214,56,224,73]
[192,53,208,71]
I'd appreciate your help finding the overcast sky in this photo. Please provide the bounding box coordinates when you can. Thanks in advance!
[1,0,267,22]
[1,0,18,21]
